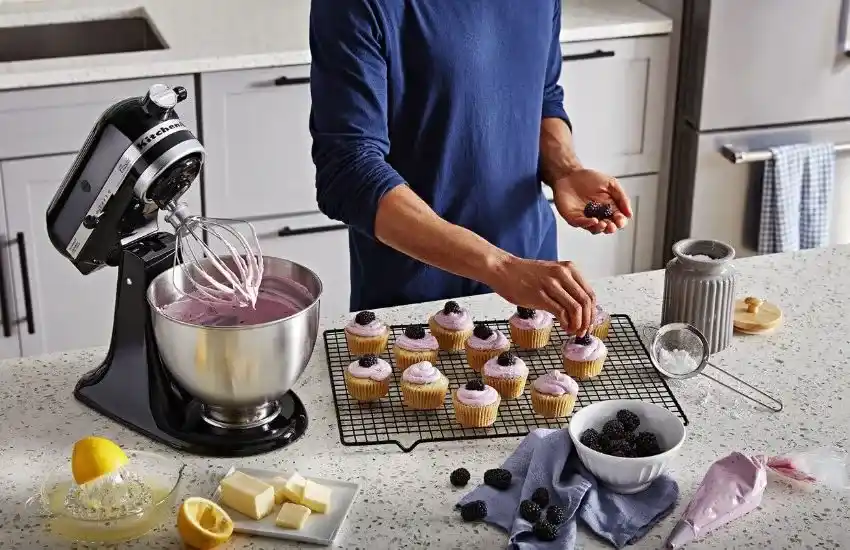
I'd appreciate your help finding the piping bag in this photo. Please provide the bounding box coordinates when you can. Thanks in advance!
[666,448,850,548]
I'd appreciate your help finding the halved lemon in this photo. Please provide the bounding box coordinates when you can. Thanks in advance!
[177,497,234,549]
[70,436,129,485]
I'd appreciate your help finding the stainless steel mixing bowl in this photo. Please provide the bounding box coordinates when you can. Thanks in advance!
[146,256,322,411]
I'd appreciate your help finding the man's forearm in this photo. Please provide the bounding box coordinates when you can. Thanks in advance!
[374,185,511,287]
[539,117,583,186]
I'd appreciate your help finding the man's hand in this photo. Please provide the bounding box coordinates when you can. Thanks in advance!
[484,255,595,335]
[552,168,633,235]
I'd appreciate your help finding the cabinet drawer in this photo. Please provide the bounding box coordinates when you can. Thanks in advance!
[0,75,198,160]
[559,36,669,178]
[201,66,316,219]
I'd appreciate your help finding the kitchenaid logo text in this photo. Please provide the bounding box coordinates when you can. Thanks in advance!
[134,121,186,151]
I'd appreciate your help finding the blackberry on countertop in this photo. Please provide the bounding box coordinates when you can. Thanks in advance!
[531,487,550,508]
[443,300,462,315]
[496,352,517,366]
[616,410,641,432]
[460,500,488,522]
[358,354,379,368]
[354,310,376,325]
[602,419,627,440]
[635,432,662,457]
[532,519,559,542]
[473,323,494,340]
[580,428,601,449]
[450,468,470,487]
[519,500,541,523]
[574,334,592,346]
[483,468,512,490]
[465,379,485,391]
[516,307,536,319]
[404,325,426,339]
[546,505,567,526]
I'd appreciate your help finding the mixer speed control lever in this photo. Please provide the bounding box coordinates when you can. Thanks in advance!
[142,84,188,120]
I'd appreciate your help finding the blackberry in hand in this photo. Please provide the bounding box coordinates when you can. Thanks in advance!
[496,352,517,366]
[580,428,601,449]
[354,310,376,325]
[460,500,488,522]
[616,410,640,432]
[584,201,603,218]
[473,323,494,340]
[597,203,614,219]
[465,379,485,391]
[404,325,426,339]
[358,354,379,368]
[602,419,627,440]
[533,519,559,541]
[483,468,512,490]
[450,468,470,487]
[546,505,567,526]
[443,300,462,315]
[516,307,536,319]
[531,487,550,508]
[519,500,541,523]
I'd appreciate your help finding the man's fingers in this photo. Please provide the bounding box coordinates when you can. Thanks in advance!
[611,212,628,229]
[544,279,581,333]
[607,178,633,218]
[537,291,567,329]
[554,268,593,335]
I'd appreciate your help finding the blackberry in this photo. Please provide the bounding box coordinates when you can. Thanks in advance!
[483,468,512,490]
[597,434,613,454]
[404,325,426,339]
[531,487,550,508]
[496,352,517,366]
[354,310,376,325]
[532,519,559,542]
[635,432,662,457]
[358,354,379,368]
[465,379,485,391]
[460,500,488,522]
[443,300,462,315]
[574,334,592,346]
[607,439,635,457]
[602,419,627,440]
[516,307,536,319]
[580,428,601,449]
[598,203,614,219]
[616,410,640,432]
[450,468,470,487]
[583,201,615,220]
[519,499,541,523]
[546,505,567,526]
[473,323,494,340]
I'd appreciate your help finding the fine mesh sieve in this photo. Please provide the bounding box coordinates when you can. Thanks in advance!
[645,323,783,412]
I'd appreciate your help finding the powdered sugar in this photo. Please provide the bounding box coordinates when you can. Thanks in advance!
[657,347,700,375]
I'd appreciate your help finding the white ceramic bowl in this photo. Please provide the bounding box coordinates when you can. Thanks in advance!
[568,399,686,494]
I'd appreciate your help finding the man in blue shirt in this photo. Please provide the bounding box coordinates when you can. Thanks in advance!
[309,0,632,336]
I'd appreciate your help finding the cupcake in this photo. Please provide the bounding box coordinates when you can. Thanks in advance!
[562,334,607,380]
[400,361,450,410]
[531,370,579,418]
[590,305,611,340]
[393,325,439,372]
[509,306,554,349]
[465,323,511,372]
[428,300,474,351]
[344,310,390,355]
[343,354,392,402]
[452,379,501,428]
[482,351,528,399]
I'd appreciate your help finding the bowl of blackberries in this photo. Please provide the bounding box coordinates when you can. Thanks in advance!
[568,399,686,494]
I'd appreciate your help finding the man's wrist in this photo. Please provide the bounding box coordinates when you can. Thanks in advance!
[480,249,514,289]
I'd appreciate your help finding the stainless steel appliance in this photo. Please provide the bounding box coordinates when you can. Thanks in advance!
[645,0,850,261]
[45,83,321,456]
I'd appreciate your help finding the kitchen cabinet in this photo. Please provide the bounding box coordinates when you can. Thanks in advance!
[200,65,316,220]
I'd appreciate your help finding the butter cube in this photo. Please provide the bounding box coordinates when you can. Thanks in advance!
[301,480,332,514]
[219,471,275,520]
[273,472,307,504]
[275,502,312,529]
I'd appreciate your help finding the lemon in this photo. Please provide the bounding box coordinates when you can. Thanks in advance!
[70,436,129,485]
[177,497,234,549]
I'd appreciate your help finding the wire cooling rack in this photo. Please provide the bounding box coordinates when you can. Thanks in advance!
[323,314,688,452]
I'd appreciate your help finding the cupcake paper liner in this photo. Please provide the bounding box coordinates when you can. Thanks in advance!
[465,346,510,372]
[343,370,390,402]
[451,391,500,428]
[483,375,527,400]
[401,378,449,410]
[429,318,473,352]
[345,331,389,355]
[590,318,611,340]
[393,346,439,372]
[563,354,606,380]
[509,325,552,350]
[531,389,577,418]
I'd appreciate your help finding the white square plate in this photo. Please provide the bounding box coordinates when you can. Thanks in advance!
[211,467,361,546]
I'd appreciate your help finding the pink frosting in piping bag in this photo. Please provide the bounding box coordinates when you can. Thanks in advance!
[532,371,578,396]
[347,358,392,381]
[402,361,443,384]
[432,309,474,331]
[509,310,554,330]
[396,332,439,351]
[466,329,509,350]
[456,385,499,406]
[563,336,607,361]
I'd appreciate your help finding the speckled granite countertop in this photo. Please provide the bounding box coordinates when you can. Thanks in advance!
[1,245,848,549]
[0,0,672,91]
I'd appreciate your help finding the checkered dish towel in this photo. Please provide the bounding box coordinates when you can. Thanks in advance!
[758,143,836,254]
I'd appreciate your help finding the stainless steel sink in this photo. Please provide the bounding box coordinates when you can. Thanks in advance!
[0,17,166,63]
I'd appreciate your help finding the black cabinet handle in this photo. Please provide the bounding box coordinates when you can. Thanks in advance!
[274,76,310,86]
[15,233,34,335]
[277,224,348,237]
[0,237,11,337]
[562,49,615,62]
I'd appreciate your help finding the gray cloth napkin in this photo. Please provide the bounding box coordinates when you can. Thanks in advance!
[457,428,679,549]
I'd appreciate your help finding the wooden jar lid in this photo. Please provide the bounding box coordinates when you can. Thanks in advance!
[734,296,782,334]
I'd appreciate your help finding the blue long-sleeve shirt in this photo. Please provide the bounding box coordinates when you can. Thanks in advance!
[309,0,570,311]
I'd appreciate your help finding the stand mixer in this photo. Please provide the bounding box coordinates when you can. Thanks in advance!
[45,83,322,457]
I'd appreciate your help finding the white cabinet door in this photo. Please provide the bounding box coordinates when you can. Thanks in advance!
[200,66,316,220]
[550,174,660,278]
[0,165,21,359]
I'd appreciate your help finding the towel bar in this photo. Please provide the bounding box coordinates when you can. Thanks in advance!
[720,143,850,164]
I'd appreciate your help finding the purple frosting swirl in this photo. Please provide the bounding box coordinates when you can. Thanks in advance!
[456,385,499,406]
[510,310,554,330]
[532,371,579,396]
[432,309,473,331]
[396,331,439,351]
[483,356,529,379]
[563,335,607,361]
[345,318,388,338]
[347,357,392,381]
[401,361,443,384]
[466,329,509,350]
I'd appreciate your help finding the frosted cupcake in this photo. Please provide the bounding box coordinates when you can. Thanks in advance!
[393,325,439,372]
[531,370,579,418]
[465,323,511,372]
[344,310,390,355]
[452,379,501,428]
[400,361,450,410]
[428,300,474,351]
[562,334,607,380]
[590,305,611,340]
[343,354,392,402]
[482,351,528,399]
[509,307,554,349]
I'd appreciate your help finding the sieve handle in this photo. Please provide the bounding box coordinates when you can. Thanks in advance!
[701,361,784,412]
